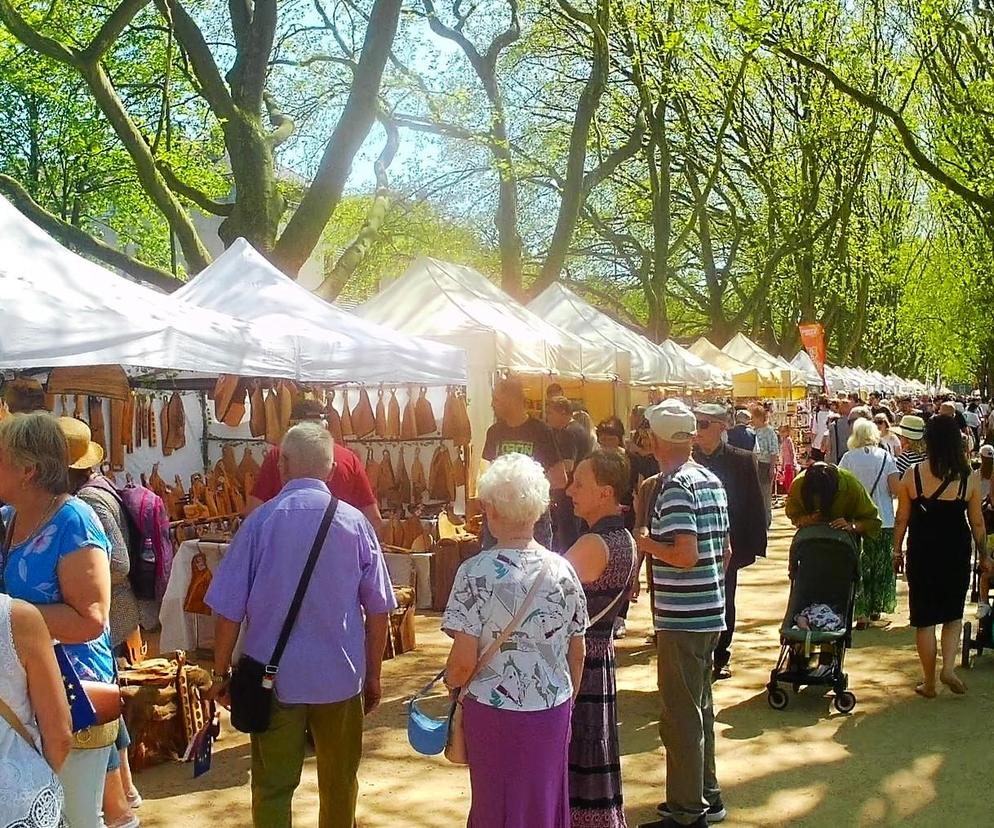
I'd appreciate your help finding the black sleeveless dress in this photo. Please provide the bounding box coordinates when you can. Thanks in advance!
[568,515,634,828]
[906,466,972,628]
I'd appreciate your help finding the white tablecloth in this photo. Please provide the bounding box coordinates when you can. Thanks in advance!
[383,552,433,609]
[158,540,228,652]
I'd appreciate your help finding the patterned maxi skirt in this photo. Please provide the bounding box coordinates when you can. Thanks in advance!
[856,528,897,618]
[569,632,627,828]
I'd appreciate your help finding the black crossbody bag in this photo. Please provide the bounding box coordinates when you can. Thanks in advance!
[230,496,338,734]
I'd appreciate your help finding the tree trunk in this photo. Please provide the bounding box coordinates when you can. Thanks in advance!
[272,0,401,276]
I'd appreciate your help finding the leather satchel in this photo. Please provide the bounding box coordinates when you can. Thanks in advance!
[230,498,339,734]
[445,557,552,764]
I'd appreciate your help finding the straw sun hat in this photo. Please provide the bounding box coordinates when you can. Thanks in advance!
[58,416,104,470]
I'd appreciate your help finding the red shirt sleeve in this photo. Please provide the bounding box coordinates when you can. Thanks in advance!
[331,444,376,510]
[251,447,283,503]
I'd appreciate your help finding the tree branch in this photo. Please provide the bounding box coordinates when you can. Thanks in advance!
[155,162,233,215]
[773,42,994,214]
[263,91,295,147]
[0,174,182,291]
[83,0,152,62]
[272,0,401,275]
[155,0,236,119]
[0,0,80,66]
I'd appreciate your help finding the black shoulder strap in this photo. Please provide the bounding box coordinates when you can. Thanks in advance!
[928,474,958,501]
[869,454,889,498]
[267,496,339,671]
[913,464,923,499]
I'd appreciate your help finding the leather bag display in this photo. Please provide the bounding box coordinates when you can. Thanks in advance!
[352,387,376,438]
[415,388,437,435]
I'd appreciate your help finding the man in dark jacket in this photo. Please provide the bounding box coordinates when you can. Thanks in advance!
[692,403,768,680]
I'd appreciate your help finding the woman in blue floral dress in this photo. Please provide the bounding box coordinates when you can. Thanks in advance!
[0,412,115,828]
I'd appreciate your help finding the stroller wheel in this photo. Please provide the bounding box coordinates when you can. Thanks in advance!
[768,687,789,710]
[962,622,973,669]
[833,691,857,714]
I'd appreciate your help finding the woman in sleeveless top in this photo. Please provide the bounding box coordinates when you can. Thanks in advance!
[893,415,991,698]
[566,450,636,828]
[0,593,73,826]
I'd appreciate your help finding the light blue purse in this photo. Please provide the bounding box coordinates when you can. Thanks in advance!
[406,669,455,756]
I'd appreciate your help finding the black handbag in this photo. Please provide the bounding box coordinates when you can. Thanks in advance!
[229,496,339,734]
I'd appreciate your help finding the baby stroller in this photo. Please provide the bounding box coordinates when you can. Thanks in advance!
[766,525,860,714]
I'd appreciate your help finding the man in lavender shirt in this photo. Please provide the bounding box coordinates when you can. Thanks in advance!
[205,422,396,828]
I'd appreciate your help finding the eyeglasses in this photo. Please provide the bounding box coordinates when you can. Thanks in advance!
[696,419,714,429]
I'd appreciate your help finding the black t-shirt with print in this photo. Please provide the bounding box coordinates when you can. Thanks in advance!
[483,416,562,472]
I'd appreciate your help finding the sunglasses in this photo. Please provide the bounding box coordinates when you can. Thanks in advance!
[696,419,715,429]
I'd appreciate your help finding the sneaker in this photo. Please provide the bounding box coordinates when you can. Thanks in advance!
[712,665,732,681]
[655,800,726,824]
[126,790,143,810]
[977,603,991,620]
[641,817,707,828]
[613,618,627,639]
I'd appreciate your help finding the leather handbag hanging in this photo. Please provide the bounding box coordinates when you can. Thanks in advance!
[453,446,466,488]
[339,388,355,437]
[401,390,418,440]
[230,498,339,734]
[365,448,381,498]
[396,447,412,504]
[415,388,437,435]
[387,390,402,438]
[453,390,472,445]
[249,383,267,438]
[352,387,376,438]
[109,399,125,471]
[239,448,261,490]
[375,389,388,437]
[324,391,344,443]
[410,448,427,505]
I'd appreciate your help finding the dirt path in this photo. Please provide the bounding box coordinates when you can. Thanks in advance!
[136,513,992,827]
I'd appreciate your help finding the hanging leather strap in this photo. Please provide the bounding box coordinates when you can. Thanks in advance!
[0,694,37,752]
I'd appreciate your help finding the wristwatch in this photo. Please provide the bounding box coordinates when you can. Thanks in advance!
[211,668,232,682]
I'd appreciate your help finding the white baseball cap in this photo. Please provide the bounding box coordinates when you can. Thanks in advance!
[647,399,697,443]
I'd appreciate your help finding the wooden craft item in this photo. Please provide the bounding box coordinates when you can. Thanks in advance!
[352,387,376,438]
[374,389,388,437]
[48,365,130,400]
[396,447,412,504]
[109,399,125,471]
[365,448,380,498]
[415,387,437,435]
[249,383,267,438]
[88,396,106,452]
[410,448,426,505]
[324,390,344,443]
[339,388,354,437]
[401,390,418,440]
[386,390,401,438]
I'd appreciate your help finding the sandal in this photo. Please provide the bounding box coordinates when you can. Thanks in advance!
[914,683,937,699]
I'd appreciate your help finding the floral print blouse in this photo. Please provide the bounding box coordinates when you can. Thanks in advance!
[442,546,588,712]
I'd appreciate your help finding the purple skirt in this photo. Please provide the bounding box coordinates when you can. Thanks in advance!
[463,697,572,828]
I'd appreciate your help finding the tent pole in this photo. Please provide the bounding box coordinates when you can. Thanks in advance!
[200,391,209,473]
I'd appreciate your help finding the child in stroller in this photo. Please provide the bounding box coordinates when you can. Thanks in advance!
[767,525,860,713]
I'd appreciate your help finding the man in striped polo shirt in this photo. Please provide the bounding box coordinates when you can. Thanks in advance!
[637,399,731,828]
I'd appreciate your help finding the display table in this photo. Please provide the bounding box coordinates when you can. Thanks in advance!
[159,540,228,652]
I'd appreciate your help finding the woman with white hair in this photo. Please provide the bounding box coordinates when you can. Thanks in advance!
[840,418,900,627]
[443,453,588,828]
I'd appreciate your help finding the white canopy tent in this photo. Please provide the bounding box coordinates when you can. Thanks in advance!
[790,350,826,388]
[690,337,780,384]
[172,240,467,386]
[722,333,805,386]
[528,283,680,386]
[359,258,618,487]
[0,195,295,377]
[658,339,730,389]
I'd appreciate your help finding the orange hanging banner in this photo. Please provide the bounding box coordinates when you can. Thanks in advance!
[798,322,827,389]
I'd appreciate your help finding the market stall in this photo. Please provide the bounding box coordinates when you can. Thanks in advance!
[358,257,619,489]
